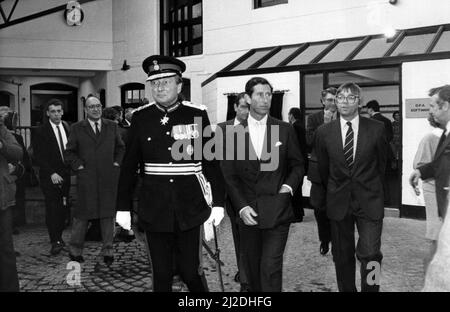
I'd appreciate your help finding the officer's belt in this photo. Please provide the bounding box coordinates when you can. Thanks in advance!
[144,162,202,175]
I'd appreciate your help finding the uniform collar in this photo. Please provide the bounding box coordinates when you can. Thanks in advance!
[155,101,181,114]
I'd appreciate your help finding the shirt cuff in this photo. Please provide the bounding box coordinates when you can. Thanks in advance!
[282,184,293,196]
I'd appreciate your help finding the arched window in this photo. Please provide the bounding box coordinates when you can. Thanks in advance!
[121,83,145,109]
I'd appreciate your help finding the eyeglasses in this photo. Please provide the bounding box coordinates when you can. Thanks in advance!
[86,104,102,110]
[150,79,174,89]
[336,94,359,104]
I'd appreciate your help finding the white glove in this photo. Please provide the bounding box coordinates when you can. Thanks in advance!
[206,207,224,227]
[203,207,224,241]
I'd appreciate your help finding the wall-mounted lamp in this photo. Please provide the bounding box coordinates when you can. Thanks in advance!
[121,60,130,71]
[389,0,398,5]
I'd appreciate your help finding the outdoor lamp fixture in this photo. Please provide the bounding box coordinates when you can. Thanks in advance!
[121,60,130,71]
[389,0,398,5]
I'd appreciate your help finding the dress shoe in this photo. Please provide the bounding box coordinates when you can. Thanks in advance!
[104,256,114,266]
[234,271,240,283]
[15,251,21,257]
[320,241,330,255]
[50,241,64,256]
[69,253,84,263]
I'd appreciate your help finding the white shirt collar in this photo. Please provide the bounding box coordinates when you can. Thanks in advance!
[248,113,268,126]
[49,120,62,129]
[233,118,241,126]
[340,115,359,129]
[88,118,101,128]
[445,120,450,136]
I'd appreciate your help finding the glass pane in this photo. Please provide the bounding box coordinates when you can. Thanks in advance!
[319,40,361,63]
[185,27,189,40]
[257,0,288,8]
[185,47,189,55]
[184,6,188,20]
[193,24,202,39]
[177,8,182,21]
[328,68,399,85]
[178,28,182,43]
[259,46,301,68]
[390,33,434,56]
[192,3,202,18]
[140,90,145,99]
[193,43,202,55]
[433,30,450,52]
[286,43,328,65]
[353,36,392,60]
[232,49,273,71]
[171,11,175,23]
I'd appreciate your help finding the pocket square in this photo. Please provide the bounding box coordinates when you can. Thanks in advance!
[275,141,282,147]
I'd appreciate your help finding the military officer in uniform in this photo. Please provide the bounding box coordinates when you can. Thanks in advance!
[117,55,225,292]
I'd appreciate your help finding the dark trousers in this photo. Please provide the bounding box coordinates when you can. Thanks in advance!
[69,217,115,257]
[40,175,70,243]
[310,182,331,243]
[12,180,26,227]
[0,207,20,292]
[330,200,383,292]
[146,225,206,292]
[239,222,290,292]
[225,198,248,285]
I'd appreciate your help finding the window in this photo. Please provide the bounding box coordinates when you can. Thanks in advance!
[161,0,202,57]
[254,0,288,9]
[121,83,145,109]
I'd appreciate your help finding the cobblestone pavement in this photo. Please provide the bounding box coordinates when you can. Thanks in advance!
[12,209,428,292]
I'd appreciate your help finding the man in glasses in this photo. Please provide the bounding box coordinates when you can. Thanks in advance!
[306,87,337,256]
[315,82,389,292]
[65,95,125,265]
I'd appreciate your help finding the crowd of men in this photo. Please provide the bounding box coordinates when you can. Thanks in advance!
[1,53,449,292]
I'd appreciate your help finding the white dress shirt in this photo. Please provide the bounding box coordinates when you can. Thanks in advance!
[247,113,267,159]
[445,120,450,136]
[233,118,241,126]
[88,118,102,134]
[49,120,68,157]
[340,115,359,160]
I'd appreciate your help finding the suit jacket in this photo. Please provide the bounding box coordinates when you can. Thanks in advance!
[221,116,304,229]
[32,120,71,179]
[418,131,450,218]
[65,118,125,220]
[315,116,388,221]
[371,113,394,143]
[0,126,22,210]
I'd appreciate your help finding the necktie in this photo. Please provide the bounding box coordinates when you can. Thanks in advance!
[56,125,65,160]
[437,131,447,150]
[95,122,100,136]
[343,121,354,170]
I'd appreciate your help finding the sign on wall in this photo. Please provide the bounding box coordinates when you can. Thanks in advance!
[405,98,430,118]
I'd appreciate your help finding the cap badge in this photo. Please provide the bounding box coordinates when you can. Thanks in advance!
[153,60,160,71]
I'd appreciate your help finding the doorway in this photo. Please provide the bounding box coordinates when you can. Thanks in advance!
[301,66,401,208]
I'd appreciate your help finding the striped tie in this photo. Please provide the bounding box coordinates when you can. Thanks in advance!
[343,121,354,170]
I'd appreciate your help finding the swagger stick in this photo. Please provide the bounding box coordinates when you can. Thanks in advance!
[213,225,225,292]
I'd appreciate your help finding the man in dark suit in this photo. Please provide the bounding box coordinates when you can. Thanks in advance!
[65,95,125,265]
[366,100,394,205]
[288,107,307,222]
[216,92,249,291]
[306,87,337,255]
[315,82,388,292]
[118,55,225,292]
[221,77,304,292]
[410,85,450,219]
[366,100,393,142]
[32,99,71,255]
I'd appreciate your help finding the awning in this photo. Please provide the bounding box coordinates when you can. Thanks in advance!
[202,23,450,87]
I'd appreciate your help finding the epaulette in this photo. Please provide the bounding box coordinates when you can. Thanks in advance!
[132,102,155,114]
[182,100,207,111]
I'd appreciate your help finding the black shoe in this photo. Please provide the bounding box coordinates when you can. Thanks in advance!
[104,256,114,266]
[50,241,64,256]
[12,228,20,235]
[320,241,330,255]
[69,253,84,263]
[240,284,250,292]
[15,251,21,257]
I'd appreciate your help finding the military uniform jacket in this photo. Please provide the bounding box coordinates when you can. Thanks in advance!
[117,101,224,232]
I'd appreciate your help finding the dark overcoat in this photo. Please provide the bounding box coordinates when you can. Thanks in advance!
[65,118,125,220]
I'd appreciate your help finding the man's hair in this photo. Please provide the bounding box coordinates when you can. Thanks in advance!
[84,94,101,107]
[102,107,120,121]
[429,84,450,108]
[288,107,301,120]
[321,87,337,98]
[45,98,64,112]
[366,100,380,112]
[392,111,399,119]
[111,105,123,113]
[234,92,248,106]
[337,82,362,98]
[245,77,273,96]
